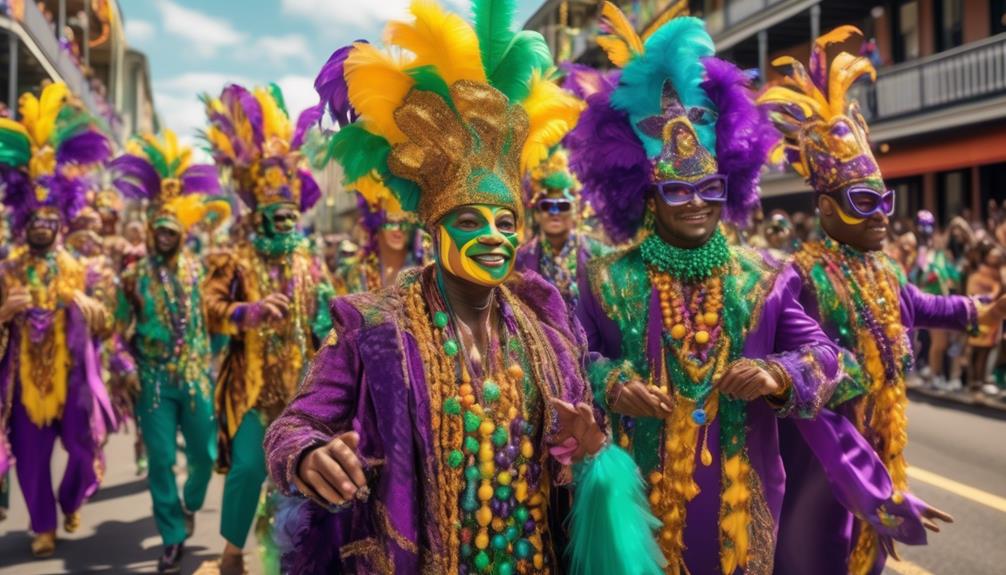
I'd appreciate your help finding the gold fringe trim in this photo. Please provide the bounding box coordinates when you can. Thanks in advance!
[19,311,69,427]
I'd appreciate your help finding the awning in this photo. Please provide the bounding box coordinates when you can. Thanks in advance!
[878,125,1006,178]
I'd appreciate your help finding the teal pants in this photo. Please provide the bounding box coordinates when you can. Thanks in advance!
[137,381,216,546]
[221,410,268,548]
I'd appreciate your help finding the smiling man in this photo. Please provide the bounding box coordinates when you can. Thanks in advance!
[759,27,1006,575]
[516,148,609,310]
[262,2,668,574]
[569,8,949,574]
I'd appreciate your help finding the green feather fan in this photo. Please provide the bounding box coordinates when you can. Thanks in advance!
[0,129,31,168]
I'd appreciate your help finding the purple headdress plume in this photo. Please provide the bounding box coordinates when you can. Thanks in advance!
[0,83,111,234]
[701,57,777,225]
[315,44,362,128]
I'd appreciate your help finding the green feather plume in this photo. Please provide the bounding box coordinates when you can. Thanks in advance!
[141,140,172,179]
[0,129,31,168]
[52,106,94,149]
[268,82,289,117]
[472,0,551,102]
[407,65,455,110]
[325,124,391,184]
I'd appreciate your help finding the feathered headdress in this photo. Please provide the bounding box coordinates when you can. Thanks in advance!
[524,147,581,206]
[757,26,879,194]
[201,83,321,213]
[312,0,581,230]
[109,129,230,232]
[0,83,112,233]
[565,2,776,243]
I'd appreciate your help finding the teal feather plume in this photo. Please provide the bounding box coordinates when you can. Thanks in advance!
[381,169,422,212]
[474,0,517,77]
[568,444,666,575]
[52,106,94,149]
[0,129,31,168]
[611,17,716,157]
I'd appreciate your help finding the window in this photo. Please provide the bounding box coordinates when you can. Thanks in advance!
[893,0,920,63]
[935,0,964,52]
[993,1,1006,35]
[888,176,922,218]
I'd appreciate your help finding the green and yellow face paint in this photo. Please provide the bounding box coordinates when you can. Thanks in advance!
[437,205,521,287]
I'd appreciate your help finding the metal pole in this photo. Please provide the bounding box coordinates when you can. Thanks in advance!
[83,2,90,68]
[758,30,768,87]
[58,0,66,40]
[8,32,17,120]
[810,3,821,45]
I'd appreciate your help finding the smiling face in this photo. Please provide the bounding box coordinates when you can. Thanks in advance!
[262,203,299,237]
[379,214,412,253]
[651,193,723,249]
[818,182,890,252]
[437,205,520,287]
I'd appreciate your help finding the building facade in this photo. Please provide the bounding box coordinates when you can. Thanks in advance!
[525,0,1006,225]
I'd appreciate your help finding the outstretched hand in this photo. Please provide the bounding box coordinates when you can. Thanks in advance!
[548,399,607,464]
[920,503,953,533]
[295,431,368,507]
[716,360,783,401]
[609,380,673,419]
[0,287,31,324]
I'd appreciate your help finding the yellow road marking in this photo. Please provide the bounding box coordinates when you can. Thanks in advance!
[908,466,1006,513]
[886,559,934,575]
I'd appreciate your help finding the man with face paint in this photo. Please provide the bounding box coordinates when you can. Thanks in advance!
[516,148,609,311]
[0,84,116,557]
[569,8,951,574]
[758,27,1006,575]
[109,131,230,574]
[202,83,334,574]
[263,3,668,574]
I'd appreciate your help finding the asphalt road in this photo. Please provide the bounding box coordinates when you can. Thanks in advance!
[0,399,1003,574]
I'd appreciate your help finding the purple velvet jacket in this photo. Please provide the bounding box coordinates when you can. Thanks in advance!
[264,267,592,574]
[576,245,927,574]
[775,254,978,575]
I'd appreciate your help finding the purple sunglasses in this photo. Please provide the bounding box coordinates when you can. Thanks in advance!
[832,186,896,218]
[653,174,728,206]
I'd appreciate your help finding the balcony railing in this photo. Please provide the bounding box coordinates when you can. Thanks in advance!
[855,32,1006,123]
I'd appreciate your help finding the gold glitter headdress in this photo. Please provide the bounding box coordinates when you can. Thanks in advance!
[758,26,881,194]
[318,0,581,229]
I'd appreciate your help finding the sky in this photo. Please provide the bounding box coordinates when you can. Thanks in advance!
[119,0,544,144]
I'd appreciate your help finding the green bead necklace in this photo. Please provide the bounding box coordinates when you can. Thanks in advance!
[640,229,730,282]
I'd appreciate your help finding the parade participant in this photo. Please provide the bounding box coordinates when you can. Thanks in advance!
[264,1,666,573]
[0,83,116,557]
[569,7,941,574]
[109,130,230,573]
[758,26,994,574]
[515,147,608,310]
[202,82,335,574]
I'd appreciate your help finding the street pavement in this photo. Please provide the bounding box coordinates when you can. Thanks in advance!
[1,399,1003,574]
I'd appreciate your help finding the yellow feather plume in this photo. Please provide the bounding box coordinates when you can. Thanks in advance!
[19,83,69,147]
[597,1,644,68]
[254,88,293,143]
[815,25,863,54]
[757,86,823,119]
[205,127,236,162]
[385,0,486,86]
[344,42,415,144]
[828,52,876,116]
[0,118,30,139]
[165,195,232,232]
[350,172,405,216]
[520,71,585,175]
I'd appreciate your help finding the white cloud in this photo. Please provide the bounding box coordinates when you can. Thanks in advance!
[245,34,316,67]
[275,75,319,120]
[124,19,156,45]
[156,0,245,57]
[281,0,470,34]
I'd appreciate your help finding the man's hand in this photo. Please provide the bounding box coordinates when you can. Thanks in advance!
[0,287,31,324]
[295,431,367,506]
[716,360,782,401]
[610,380,673,418]
[259,293,291,324]
[549,399,606,464]
[73,291,107,331]
[920,503,953,533]
[979,293,1006,326]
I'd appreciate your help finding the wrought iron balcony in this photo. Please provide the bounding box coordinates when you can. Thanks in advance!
[853,32,1006,136]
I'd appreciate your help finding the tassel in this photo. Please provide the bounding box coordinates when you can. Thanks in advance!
[568,444,667,575]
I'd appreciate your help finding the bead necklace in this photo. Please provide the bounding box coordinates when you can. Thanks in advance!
[539,233,580,306]
[404,276,550,575]
[640,229,730,282]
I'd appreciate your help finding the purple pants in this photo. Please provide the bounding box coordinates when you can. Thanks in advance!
[10,379,102,534]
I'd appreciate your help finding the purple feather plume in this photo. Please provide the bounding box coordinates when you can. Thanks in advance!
[56,131,112,166]
[291,103,325,151]
[298,168,321,212]
[560,62,618,100]
[566,80,653,244]
[355,192,384,255]
[180,164,222,196]
[222,84,264,156]
[108,155,162,201]
[700,57,777,226]
[315,44,361,128]
[1,168,33,233]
